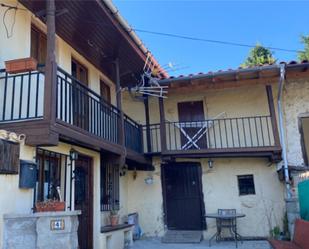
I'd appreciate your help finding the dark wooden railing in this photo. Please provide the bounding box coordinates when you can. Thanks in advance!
[124,115,143,153]
[56,67,143,151]
[144,116,275,153]
[56,68,121,144]
[143,123,161,153]
[0,68,45,122]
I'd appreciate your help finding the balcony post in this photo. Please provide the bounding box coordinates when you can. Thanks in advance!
[144,96,152,153]
[159,97,167,152]
[266,85,280,147]
[44,0,57,124]
[114,58,125,149]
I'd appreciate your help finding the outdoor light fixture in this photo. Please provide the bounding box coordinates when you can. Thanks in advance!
[208,158,214,169]
[144,176,154,185]
[69,148,79,161]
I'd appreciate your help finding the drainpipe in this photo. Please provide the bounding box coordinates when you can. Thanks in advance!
[277,64,291,198]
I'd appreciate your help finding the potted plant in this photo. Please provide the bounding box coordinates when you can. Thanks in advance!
[110,210,120,226]
[35,199,65,212]
[5,57,37,74]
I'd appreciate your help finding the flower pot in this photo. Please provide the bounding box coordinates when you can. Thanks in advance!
[5,57,37,74]
[35,201,65,212]
[110,215,119,226]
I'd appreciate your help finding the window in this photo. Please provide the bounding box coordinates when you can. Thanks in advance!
[237,175,255,196]
[72,59,88,85]
[100,80,111,103]
[0,139,19,174]
[36,149,66,202]
[31,26,47,65]
[100,161,120,211]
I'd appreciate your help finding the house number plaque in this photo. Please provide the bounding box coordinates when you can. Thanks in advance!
[50,219,65,231]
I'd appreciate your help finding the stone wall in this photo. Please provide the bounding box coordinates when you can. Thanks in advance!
[3,211,80,249]
[283,78,309,166]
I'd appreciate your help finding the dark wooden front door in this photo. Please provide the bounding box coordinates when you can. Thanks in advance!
[74,155,93,249]
[178,101,207,149]
[162,162,205,230]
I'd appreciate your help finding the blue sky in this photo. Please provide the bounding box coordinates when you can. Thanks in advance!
[114,0,309,76]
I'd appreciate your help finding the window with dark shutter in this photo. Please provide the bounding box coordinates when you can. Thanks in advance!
[100,80,111,103]
[0,139,20,174]
[31,25,47,65]
[100,161,120,211]
[237,175,256,196]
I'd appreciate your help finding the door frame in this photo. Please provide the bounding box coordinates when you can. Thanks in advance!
[161,162,206,230]
[74,154,94,249]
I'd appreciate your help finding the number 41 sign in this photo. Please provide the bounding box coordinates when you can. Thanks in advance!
[50,219,65,231]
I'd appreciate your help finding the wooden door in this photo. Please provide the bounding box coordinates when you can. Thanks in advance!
[72,59,89,131]
[162,162,205,230]
[74,155,93,249]
[178,101,207,149]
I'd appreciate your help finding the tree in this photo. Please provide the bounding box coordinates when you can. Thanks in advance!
[298,35,309,61]
[241,44,276,67]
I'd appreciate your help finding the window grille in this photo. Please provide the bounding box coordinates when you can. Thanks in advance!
[237,174,255,196]
[101,161,120,211]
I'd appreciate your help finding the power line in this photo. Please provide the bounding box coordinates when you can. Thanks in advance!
[63,19,301,53]
[133,28,301,53]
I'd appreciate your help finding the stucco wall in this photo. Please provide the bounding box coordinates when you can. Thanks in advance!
[283,78,309,166]
[0,141,35,249]
[127,157,286,239]
[123,83,275,125]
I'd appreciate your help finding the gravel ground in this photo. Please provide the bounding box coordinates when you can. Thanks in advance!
[132,238,272,249]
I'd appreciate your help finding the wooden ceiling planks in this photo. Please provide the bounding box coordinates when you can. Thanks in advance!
[19,0,145,85]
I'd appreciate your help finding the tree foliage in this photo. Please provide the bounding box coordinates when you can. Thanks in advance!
[241,44,276,67]
[298,35,309,61]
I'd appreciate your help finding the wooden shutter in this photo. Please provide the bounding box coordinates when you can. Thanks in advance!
[0,139,20,174]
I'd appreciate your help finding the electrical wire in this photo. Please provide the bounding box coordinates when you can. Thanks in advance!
[1,2,27,38]
[133,28,301,53]
[75,19,301,53]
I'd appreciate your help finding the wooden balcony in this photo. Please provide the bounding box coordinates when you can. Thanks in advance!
[0,67,144,160]
[143,116,282,162]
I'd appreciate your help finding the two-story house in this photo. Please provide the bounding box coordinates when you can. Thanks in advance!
[1,0,309,249]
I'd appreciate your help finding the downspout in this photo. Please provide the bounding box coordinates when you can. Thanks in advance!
[277,64,291,198]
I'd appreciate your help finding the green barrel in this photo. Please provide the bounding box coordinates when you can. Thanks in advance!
[298,179,309,221]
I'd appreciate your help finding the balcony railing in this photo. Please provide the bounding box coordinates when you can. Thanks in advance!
[143,116,276,153]
[0,68,45,122]
[56,67,143,151]
[0,67,143,153]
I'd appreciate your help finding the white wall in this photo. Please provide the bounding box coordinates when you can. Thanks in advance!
[126,157,286,239]
[283,78,309,166]
[0,141,35,249]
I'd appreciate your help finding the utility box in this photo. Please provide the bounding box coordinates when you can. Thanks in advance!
[19,160,37,189]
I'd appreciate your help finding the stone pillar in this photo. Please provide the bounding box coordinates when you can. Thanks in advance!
[3,211,80,249]
[36,213,79,249]
[285,197,300,238]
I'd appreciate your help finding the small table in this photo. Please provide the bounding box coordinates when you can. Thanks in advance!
[206,213,245,247]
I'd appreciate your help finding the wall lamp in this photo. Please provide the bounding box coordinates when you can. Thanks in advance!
[208,158,214,169]
[69,148,79,161]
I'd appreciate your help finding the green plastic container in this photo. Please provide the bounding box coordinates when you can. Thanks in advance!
[298,179,309,221]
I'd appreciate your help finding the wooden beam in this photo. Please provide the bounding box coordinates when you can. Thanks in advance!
[114,58,125,146]
[266,85,281,147]
[159,97,167,152]
[44,0,57,124]
[144,96,152,153]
